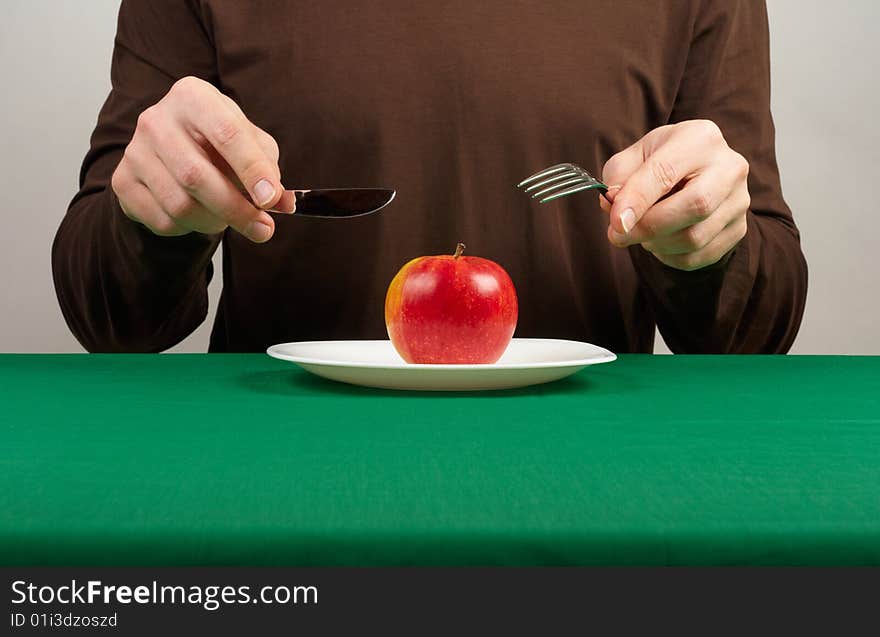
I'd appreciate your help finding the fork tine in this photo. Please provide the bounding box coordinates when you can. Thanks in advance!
[539,182,607,203]
[523,171,578,192]
[530,177,588,199]
[516,164,572,187]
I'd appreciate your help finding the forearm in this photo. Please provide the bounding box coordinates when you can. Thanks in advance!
[630,212,807,353]
[50,0,227,352]
[622,2,807,352]
[52,187,221,352]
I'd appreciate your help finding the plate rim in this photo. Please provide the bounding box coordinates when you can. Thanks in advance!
[266,338,617,371]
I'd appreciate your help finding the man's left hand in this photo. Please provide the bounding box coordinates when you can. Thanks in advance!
[600,119,751,271]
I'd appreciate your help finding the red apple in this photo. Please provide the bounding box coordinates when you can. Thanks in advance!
[385,243,518,364]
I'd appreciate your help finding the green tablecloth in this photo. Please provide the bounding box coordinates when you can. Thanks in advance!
[1,354,878,565]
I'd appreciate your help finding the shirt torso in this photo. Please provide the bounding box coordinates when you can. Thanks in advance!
[202,1,698,351]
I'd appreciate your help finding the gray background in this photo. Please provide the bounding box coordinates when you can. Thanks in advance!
[1,0,877,354]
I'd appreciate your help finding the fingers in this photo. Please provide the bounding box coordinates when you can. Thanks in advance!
[147,122,275,241]
[599,140,644,214]
[120,141,222,232]
[114,174,188,238]
[253,127,281,164]
[602,128,668,189]
[273,189,297,213]
[599,141,646,215]
[165,77,283,209]
[206,125,281,186]
[609,120,726,235]
[648,214,748,272]
[599,119,752,273]
[597,186,619,214]
[113,153,186,236]
[607,154,748,247]
[640,189,749,256]
[116,77,284,243]
[119,76,286,242]
[601,125,676,214]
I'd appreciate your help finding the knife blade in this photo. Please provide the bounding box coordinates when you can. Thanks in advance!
[269,188,395,218]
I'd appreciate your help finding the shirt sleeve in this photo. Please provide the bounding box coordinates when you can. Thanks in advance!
[629,0,808,353]
[51,0,222,352]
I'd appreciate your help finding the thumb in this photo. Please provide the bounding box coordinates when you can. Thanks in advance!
[602,139,646,193]
[601,140,644,221]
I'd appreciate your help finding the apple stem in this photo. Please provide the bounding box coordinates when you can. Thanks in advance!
[454,243,465,259]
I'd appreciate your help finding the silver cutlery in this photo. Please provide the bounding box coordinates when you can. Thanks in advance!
[269,188,396,218]
[517,163,608,203]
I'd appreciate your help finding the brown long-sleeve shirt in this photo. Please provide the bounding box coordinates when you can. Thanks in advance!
[52,0,807,353]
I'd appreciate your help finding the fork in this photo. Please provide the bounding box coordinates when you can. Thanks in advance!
[517,163,608,203]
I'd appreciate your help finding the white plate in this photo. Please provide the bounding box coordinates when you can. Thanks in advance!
[266,338,616,391]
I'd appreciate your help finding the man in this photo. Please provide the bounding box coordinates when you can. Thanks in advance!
[52,1,807,354]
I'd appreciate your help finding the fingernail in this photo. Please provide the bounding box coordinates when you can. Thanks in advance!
[253,179,276,207]
[620,208,636,234]
[245,220,272,243]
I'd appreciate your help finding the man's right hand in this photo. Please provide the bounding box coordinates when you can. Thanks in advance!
[111,76,285,243]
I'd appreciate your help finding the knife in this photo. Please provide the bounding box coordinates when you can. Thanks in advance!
[268,188,396,218]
